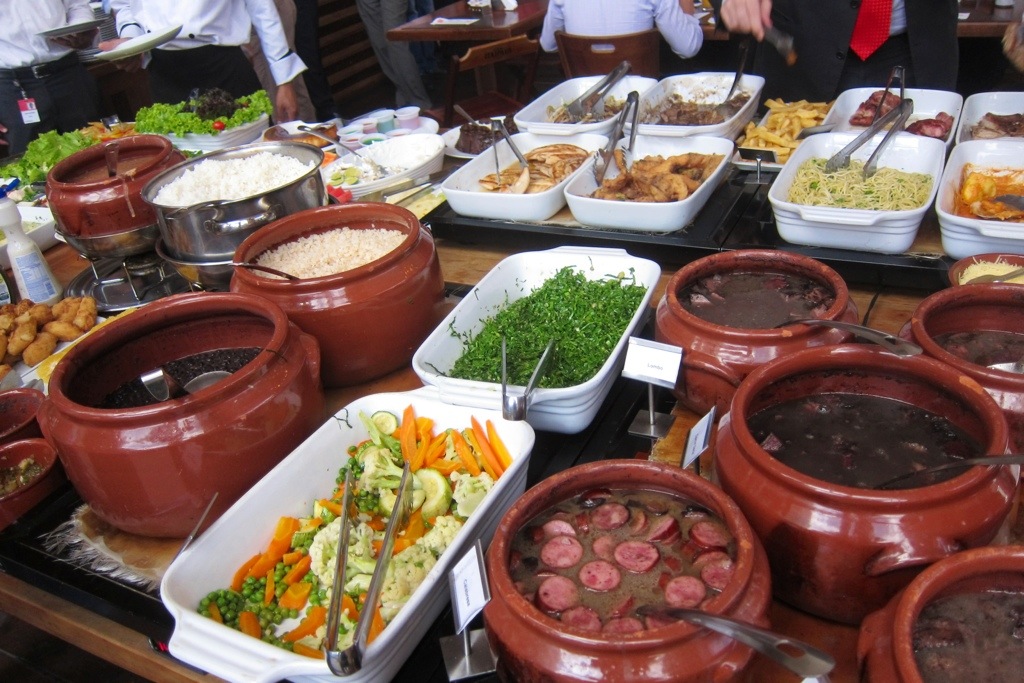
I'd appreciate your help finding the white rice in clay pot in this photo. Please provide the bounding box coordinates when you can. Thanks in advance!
[255,227,406,278]
[153,152,315,206]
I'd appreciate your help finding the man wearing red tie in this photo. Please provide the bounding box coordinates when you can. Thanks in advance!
[712,0,959,102]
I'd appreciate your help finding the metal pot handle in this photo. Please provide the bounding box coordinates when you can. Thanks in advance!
[203,204,280,234]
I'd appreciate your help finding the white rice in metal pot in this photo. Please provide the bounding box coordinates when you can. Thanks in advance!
[255,227,406,278]
[153,152,315,206]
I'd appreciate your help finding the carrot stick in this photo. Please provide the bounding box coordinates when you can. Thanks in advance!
[450,429,481,476]
[207,602,223,624]
[232,553,260,592]
[283,605,327,642]
[283,554,313,585]
[471,417,504,478]
[367,606,386,644]
[400,405,418,464]
[423,432,448,467]
[464,428,499,480]
[264,569,276,606]
[486,419,513,470]
[278,581,312,610]
[282,550,304,566]
[428,457,463,475]
[292,642,324,659]
[239,611,262,639]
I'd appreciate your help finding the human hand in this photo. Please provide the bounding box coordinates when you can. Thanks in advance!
[97,38,143,72]
[274,82,299,124]
[719,0,773,41]
[50,28,98,50]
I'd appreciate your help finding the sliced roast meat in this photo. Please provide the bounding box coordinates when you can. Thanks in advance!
[700,557,736,591]
[540,534,584,568]
[906,111,954,140]
[561,605,603,632]
[614,540,660,573]
[849,90,901,126]
[542,518,577,538]
[579,560,622,592]
[646,515,681,544]
[688,520,732,550]
[591,502,630,530]
[664,575,708,608]
[592,533,617,561]
[602,617,646,634]
[536,575,581,613]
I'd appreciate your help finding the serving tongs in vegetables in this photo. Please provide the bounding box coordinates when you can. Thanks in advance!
[501,337,555,421]
[325,464,414,675]
[594,91,640,184]
[823,97,913,177]
[564,60,631,123]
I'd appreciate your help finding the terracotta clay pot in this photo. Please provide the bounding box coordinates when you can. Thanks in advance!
[900,283,1024,451]
[0,438,65,531]
[38,292,325,537]
[46,135,186,239]
[231,203,446,387]
[654,249,859,415]
[483,460,773,683]
[858,545,1024,682]
[0,387,44,445]
[714,345,1015,624]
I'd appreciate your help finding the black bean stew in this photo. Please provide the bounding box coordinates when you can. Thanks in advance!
[508,488,737,634]
[679,271,836,329]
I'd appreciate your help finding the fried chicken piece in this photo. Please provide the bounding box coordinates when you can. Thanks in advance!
[22,332,57,367]
[6,319,37,357]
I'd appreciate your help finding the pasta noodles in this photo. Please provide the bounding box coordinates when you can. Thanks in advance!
[787,158,933,211]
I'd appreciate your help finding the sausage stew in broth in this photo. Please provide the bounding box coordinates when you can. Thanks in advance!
[509,488,737,634]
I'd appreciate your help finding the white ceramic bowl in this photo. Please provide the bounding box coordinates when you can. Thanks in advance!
[955,91,1024,144]
[631,73,765,140]
[166,115,270,153]
[411,246,660,433]
[821,87,963,148]
[563,135,734,233]
[441,132,607,222]
[513,75,659,136]
[161,388,535,683]
[936,138,1024,259]
[768,131,946,254]
[322,133,445,199]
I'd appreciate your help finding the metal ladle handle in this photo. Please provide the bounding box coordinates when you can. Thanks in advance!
[776,318,922,357]
[874,453,1024,490]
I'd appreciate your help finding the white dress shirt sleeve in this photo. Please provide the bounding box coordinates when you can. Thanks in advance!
[244,0,306,85]
[108,0,145,39]
[539,0,566,52]
[654,0,703,58]
[66,0,96,24]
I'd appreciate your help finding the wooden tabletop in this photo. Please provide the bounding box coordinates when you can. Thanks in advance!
[386,0,549,43]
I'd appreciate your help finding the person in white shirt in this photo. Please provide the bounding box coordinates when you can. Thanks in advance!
[104,0,307,122]
[540,0,704,60]
[0,0,101,156]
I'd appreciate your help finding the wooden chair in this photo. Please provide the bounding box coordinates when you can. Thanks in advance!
[554,29,661,79]
[423,35,541,128]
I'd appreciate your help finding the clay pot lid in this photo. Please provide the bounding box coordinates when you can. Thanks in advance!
[46,134,180,189]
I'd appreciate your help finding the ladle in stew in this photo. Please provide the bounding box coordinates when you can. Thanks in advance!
[873,454,1024,490]
[774,318,922,357]
[141,367,233,401]
[635,605,836,678]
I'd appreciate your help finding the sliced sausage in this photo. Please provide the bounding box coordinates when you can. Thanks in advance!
[700,558,735,591]
[664,575,707,608]
[602,617,645,634]
[688,520,732,550]
[629,508,648,534]
[535,575,580,613]
[578,560,621,592]
[613,540,660,573]
[560,605,602,632]
[692,549,731,570]
[647,515,681,544]
[542,519,577,538]
[592,502,630,530]
[579,488,612,508]
[592,534,617,561]
[540,535,584,568]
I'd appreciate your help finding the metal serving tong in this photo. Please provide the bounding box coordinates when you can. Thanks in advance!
[564,60,632,123]
[594,90,640,184]
[718,38,751,116]
[823,97,913,177]
[491,118,530,192]
[501,337,555,421]
[326,464,414,674]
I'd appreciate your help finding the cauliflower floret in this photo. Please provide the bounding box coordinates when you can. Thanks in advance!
[418,515,464,557]
[309,518,378,586]
[378,544,437,623]
[450,470,494,519]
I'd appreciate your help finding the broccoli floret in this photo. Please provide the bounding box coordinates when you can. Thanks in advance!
[419,515,464,557]
[357,446,406,493]
[450,471,495,519]
[378,543,437,623]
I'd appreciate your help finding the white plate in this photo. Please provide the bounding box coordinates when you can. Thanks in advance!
[322,134,445,198]
[564,135,734,233]
[94,24,181,61]
[36,18,106,38]
[161,388,536,683]
[955,92,1024,144]
[821,87,963,148]
[442,126,479,159]
[165,114,269,153]
[632,73,765,140]
[513,75,659,137]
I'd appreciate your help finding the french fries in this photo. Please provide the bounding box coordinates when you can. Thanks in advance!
[0,296,99,368]
[736,99,833,164]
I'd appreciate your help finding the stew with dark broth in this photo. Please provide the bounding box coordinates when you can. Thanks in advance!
[679,271,835,329]
[934,330,1024,369]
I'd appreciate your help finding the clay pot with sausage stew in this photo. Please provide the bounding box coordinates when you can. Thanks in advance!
[714,345,1015,624]
[654,249,858,415]
[38,292,325,537]
[483,460,772,682]
[858,545,1024,682]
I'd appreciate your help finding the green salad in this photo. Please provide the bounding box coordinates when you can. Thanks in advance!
[135,89,273,137]
[0,129,97,186]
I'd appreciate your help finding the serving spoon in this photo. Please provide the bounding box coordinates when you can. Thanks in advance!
[774,318,922,357]
[964,266,1024,284]
[873,453,1024,490]
[635,605,835,678]
[232,261,299,280]
[141,367,233,401]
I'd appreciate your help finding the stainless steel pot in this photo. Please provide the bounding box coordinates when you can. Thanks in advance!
[142,141,327,261]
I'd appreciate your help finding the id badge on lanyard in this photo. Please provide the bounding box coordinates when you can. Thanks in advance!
[14,80,40,124]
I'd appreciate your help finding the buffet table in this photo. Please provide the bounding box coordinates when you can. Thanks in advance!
[0,229,943,683]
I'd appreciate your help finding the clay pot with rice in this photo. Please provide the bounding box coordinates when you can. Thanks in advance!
[231,202,446,387]
[654,249,859,415]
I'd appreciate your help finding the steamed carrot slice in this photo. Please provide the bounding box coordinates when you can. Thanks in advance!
[486,420,513,470]
[367,606,386,644]
[248,516,301,578]
[278,581,312,610]
[464,428,498,480]
[283,605,327,642]
[282,550,304,566]
[423,432,448,467]
[400,405,418,464]
[292,642,324,659]
[264,569,276,606]
[283,554,313,585]
[232,553,260,592]
[471,416,504,478]
[239,610,262,639]
[450,429,481,476]
[428,457,463,475]
[207,602,223,624]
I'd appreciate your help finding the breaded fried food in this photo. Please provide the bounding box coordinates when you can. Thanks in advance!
[0,364,11,384]
[0,331,7,359]
[73,296,98,331]
[16,303,55,326]
[43,320,87,342]
[22,331,57,367]
[52,296,81,322]
[6,319,37,357]
[592,151,725,202]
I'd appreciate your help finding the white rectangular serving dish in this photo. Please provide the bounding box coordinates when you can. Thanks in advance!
[2,206,58,270]
[935,139,1024,259]
[167,114,270,153]
[563,135,734,233]
[411,246,660,433]
[161,388,535,683]
[513,75,659,136]
[821,87,962,148]
[632,72,765,140]
[768,131,946,254]
[441,132,607,222]
[955,91,1024,144]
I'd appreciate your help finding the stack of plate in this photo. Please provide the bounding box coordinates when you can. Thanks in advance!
[165,115,270,153]
[321,133,445,199]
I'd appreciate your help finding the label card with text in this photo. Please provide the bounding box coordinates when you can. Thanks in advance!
[682,407,716,469]
[622,337,683,390]
[448,539,490,634]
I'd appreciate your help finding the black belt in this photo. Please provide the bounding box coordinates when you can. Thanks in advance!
[0,52,80,81]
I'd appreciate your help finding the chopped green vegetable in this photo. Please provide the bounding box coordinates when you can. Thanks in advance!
[135,90,273,137]
[0,130,96,185]
[449,267,646,388]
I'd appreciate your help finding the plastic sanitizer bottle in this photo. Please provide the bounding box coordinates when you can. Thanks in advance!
[0,180,61,306]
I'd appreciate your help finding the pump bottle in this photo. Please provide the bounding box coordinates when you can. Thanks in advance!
[0,180,61,306]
